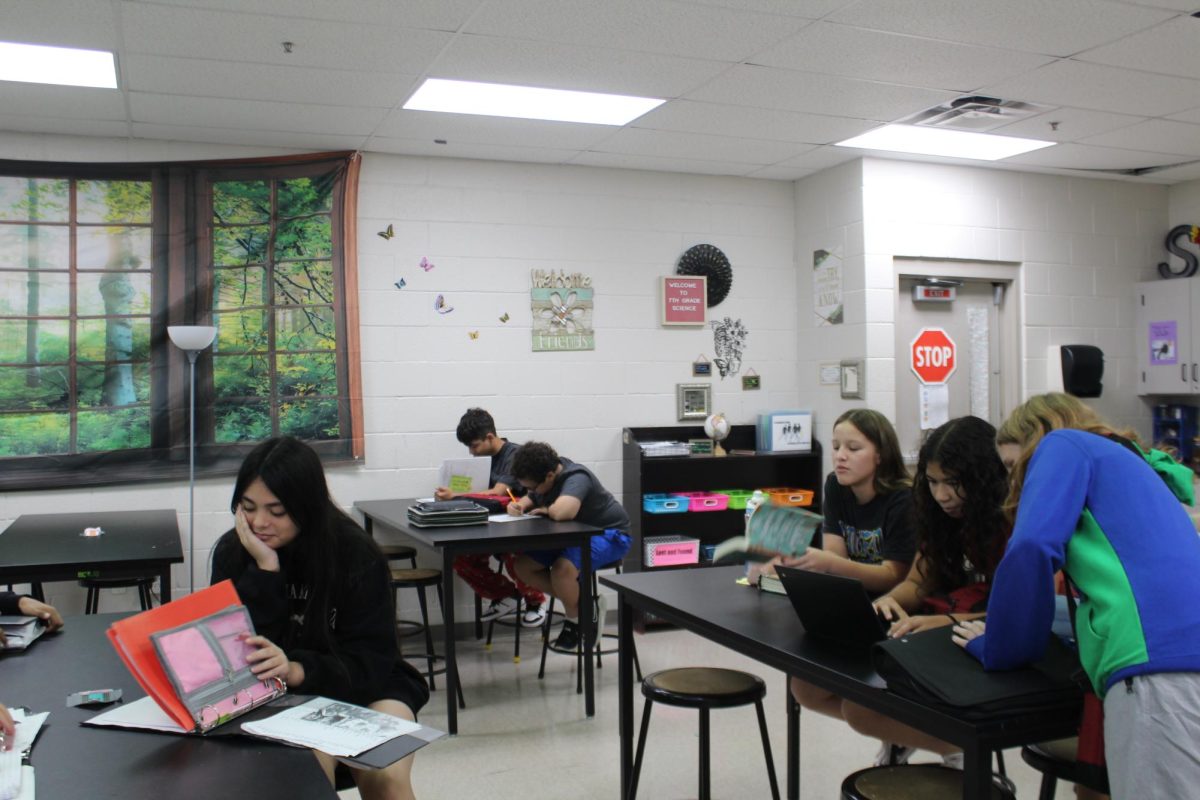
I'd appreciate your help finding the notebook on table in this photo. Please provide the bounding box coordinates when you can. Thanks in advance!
[0,616,47,651]
[775,566,889,650]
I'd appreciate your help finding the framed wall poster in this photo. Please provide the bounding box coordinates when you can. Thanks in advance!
[661,276,707,326]
[676,383,712,421]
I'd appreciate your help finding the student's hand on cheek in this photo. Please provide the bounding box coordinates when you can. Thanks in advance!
[235,507,280,572]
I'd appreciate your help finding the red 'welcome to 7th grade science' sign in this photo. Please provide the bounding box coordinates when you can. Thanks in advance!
[661,276,707,326]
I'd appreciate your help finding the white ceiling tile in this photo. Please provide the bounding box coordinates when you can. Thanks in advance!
[429,34,729,97]
[1111,0,1200,10]
[1003,141,1189,170]
[744,163,819,180]
[370,137,579,164]
[129,92,387,136]
[0,0,119,49]
[120,3,451,73]
[747,145,859,178]
[676,0,856,17]
[0,83,127,120]
[829,0,1177,57]
[1144,160,1200,181]
[130,123,362,152]
[1166,105,1200,123]
[124,55,415,108]
[633,100,877,144]
[0,115,129,138]
[1081,118,1200,157]
[982,59,1200,117]
[589,127,809,164]
[373,110,615,150]
[989,107,1146,141]
[754,22,1055,90]
[463,0,811,62]
[1076,17,1200,80]
[127,0,484,31]
[688,64,956,119]
[570,150,755,177]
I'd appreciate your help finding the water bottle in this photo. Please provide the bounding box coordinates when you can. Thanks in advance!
[744,490,766,535]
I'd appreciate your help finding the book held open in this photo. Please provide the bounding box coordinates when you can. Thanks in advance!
[712,504,822,565]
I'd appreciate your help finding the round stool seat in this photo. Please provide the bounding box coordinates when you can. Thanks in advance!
[642,667,766,709]
[1021,738,1109,795]
[842,764,1016,800]
[380,543,417,560]
[390,567,441,586]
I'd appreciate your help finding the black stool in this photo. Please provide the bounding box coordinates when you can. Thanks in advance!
[538,561,642,692]
[389,567,465,710]
[80,576,155,614]
[628,667,780,800]
[1021,739,1109,799]
[841,764,1016,800]
[380,543,418,569]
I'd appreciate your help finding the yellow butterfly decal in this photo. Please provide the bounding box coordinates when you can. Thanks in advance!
[468,330,479,340]
[499,312,510,323]
[377,223,394,240]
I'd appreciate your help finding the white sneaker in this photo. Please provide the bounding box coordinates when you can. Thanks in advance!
[874,741,915,767]
[520,603,546,628]
[593,593,609,631]
[480,596,518,621]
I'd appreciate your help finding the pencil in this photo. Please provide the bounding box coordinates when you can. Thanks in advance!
[506,488,519,505]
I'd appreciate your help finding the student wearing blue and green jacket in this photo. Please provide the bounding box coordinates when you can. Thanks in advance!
[953,393,1200,800]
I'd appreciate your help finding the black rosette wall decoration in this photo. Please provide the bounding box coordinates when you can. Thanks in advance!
[677,244,732,306]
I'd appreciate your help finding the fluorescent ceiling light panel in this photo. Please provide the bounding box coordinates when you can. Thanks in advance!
[404,78,664,125]
[835,124,1054,161]
[0,41,117,89]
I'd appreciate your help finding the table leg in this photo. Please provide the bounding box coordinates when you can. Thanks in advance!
[618,595,633,799]
[159,567,172,603]
[786,685,799,800]
[581,537,594,718]
[961,744,990,800]
[442,548,458,735]
[362,514,374,537]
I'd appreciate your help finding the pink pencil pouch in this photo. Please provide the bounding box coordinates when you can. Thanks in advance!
[150,605,286,733]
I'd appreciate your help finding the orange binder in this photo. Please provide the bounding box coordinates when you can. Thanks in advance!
[106,580,241,730]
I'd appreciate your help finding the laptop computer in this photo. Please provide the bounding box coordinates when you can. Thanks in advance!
[775,566,889,650]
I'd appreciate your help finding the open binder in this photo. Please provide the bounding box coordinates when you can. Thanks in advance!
[93,581,443,768]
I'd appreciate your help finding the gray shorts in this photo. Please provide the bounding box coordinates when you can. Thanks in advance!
[1104,671,1200,800]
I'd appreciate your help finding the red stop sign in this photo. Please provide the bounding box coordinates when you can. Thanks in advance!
[911,328,956,384]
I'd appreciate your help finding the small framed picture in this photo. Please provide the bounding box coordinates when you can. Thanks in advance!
[676,383,712,421]
[742,372,760,390]
[840,359,865,399]
[693,356,712,377]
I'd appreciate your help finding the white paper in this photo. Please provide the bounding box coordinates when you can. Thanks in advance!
[241,697,420,757]
[4,708,48,757]
[85,696,188,734]
[437,456,491,493]
[487,513,538,523]
[919,384,950,430]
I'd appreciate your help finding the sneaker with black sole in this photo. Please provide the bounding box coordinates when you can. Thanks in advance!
[520,603,546,628]
[554,619,580,651]
[593,593,609,632]
[480,596,518,622]
[874,741,915,767]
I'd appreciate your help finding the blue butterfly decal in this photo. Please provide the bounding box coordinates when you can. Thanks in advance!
[394,278,406,290]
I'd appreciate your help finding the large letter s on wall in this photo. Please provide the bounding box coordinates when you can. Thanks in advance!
[1158,225,1200,278]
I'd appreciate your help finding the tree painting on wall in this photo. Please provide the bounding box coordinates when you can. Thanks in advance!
[531,269,594,351]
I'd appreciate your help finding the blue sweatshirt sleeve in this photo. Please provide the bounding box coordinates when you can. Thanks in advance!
[966,433,1089,669]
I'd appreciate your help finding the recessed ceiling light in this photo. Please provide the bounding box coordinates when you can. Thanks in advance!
[0,41,117,89]
[403,78,664,126]
[835,124,1054,161]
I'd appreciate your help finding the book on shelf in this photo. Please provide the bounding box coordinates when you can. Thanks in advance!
[712,504,822,565]
[0,615,47,651]
[639,440,691,457]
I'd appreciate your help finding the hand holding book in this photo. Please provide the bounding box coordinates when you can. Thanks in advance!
[712,504,822,565]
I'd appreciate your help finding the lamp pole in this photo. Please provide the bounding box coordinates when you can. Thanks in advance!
[168,325,216,597]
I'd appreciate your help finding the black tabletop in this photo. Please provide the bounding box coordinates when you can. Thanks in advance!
[3,613,332,799]
[0,509,183,574]
[355,498,603,549]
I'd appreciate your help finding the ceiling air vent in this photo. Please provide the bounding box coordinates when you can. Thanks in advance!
[898,96,1056,133]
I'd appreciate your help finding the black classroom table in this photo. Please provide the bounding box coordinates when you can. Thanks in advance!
[354,498,603,735]
[3,613,333,799]
[602,566,1080,800]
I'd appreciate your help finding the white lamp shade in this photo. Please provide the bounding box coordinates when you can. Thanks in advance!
[168,325,216,352]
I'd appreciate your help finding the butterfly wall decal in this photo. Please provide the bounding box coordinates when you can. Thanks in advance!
[394,278,406,290]
[419,257,434,272]
[377,223,394,240]
[499,312,510,323]
[434,294,454,314]
[468,331,479,340]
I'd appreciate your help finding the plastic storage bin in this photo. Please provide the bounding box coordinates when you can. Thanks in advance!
[671,491,731,512]
[712,489,755,510]
[643,493,689,514]
[761,487,814,507]
[644,535,701,567]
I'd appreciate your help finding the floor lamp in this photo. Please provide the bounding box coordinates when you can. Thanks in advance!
[168,325,216,595]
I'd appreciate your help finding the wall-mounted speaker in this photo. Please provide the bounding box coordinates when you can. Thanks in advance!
[1059,344,1104,398]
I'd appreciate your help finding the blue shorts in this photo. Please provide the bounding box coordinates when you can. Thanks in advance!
[525,529,630,572]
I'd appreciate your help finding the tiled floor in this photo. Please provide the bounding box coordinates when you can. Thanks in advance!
[339,614,1076,799]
